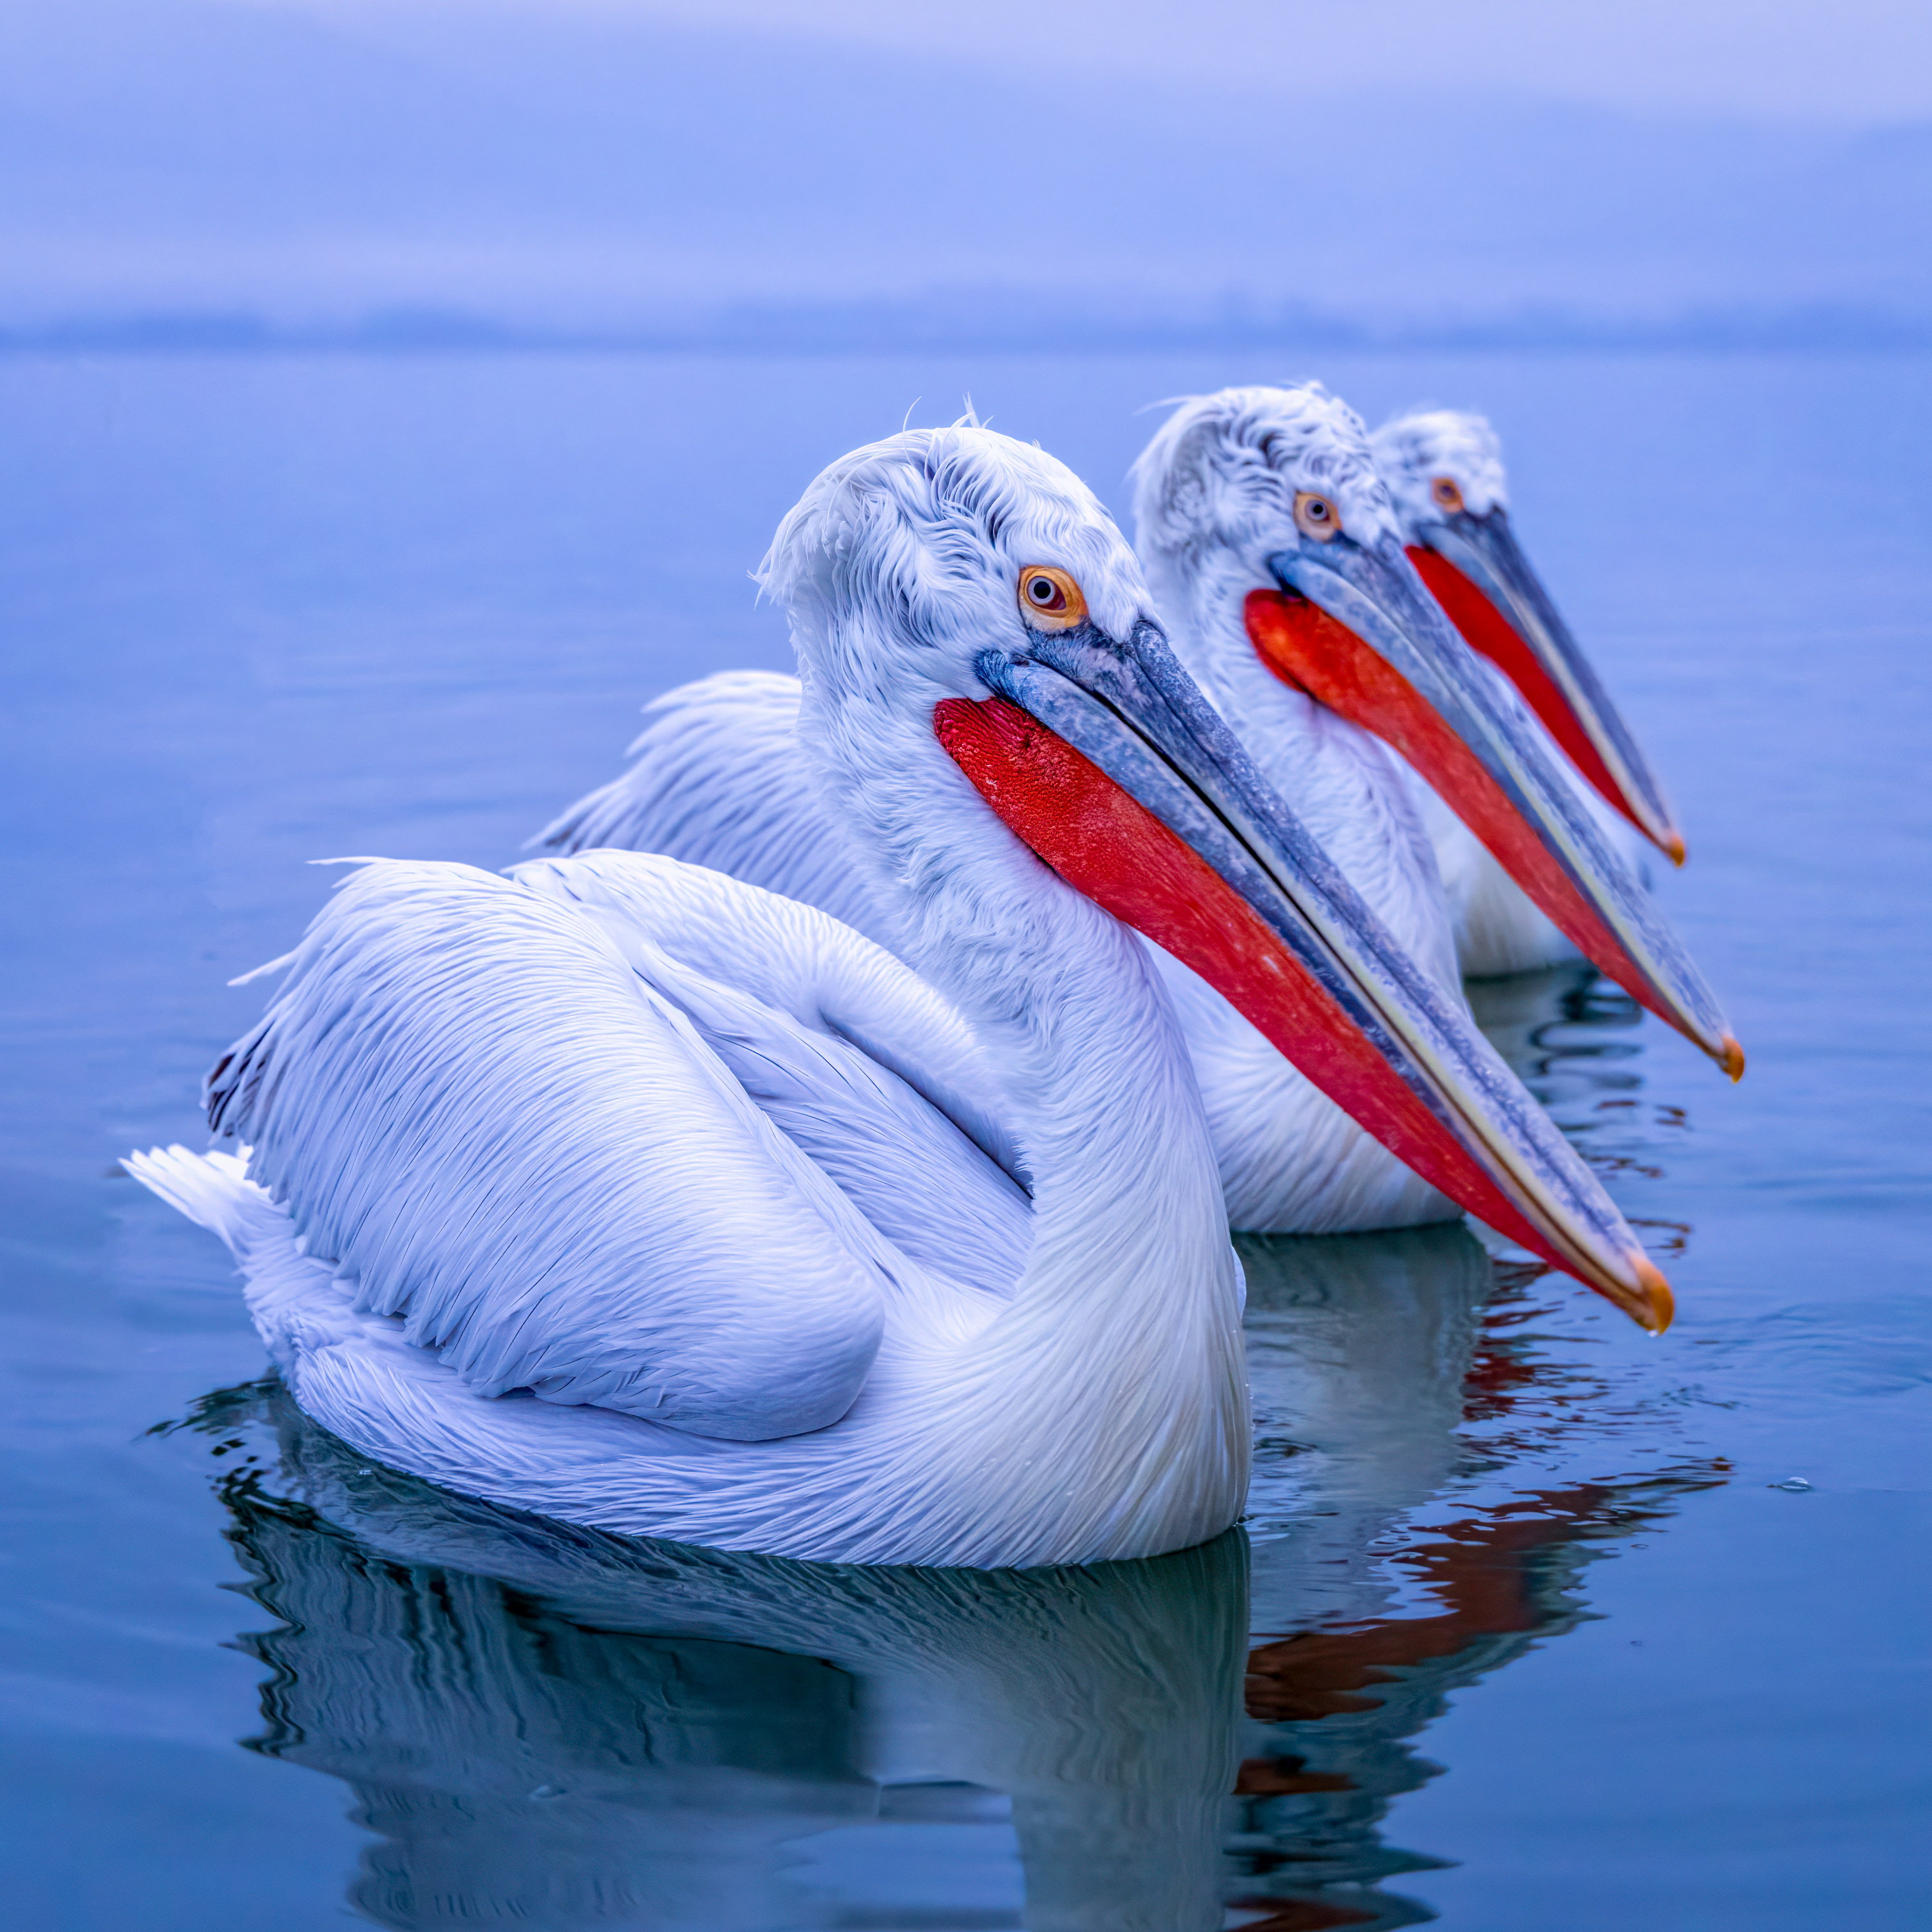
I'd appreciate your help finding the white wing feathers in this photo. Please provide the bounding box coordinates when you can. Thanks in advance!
[516,849,1027,1188]
[204,856,1025,1444]
[531,670,886,942]
[515,854,1032,1296]
[533,671,797,854]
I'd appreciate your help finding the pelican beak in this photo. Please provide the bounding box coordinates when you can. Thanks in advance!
[934,616,1674,1331]
[1408,507,1687,864]
[1253,534,1739,1077]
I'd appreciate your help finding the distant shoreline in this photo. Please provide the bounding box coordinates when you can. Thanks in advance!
[5,303,1928,359]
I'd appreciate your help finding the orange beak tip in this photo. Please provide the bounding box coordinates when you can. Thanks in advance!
[1665,832,1688,867]
[1721,1035,1747,1083]
[1633,1257,1676,1335]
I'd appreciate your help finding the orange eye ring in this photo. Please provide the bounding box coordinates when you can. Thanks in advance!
[1016,565,1088,632]
[1292,491,1341,542]
[1430,475,1466,513]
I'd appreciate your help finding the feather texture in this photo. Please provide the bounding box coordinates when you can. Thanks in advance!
[205,858,904,1439]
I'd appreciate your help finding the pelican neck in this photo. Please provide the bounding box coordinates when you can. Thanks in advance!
[1155,570,1459,985]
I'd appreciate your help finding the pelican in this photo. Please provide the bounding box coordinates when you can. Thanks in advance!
[539,390,1737,1233]
[1371,406,1689,978]
[129,426,1665,1570]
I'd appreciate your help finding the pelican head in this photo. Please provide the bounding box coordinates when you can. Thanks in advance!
[1372,407,1687,866]
[761,421,1148,755]
[1132,383,1405,639]
[1374,408,1510,525]
[761,422,1674,1327]
[1132,386,1738,1078]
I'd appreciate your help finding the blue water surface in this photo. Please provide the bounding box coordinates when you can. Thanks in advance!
[1,348,1927,1930]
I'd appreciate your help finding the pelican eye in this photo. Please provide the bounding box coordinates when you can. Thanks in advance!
[1016,565,1087,632]
[1430,475,1466,513]
[1292,491,1341,542]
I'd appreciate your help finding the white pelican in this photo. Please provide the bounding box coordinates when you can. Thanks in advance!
[129,426,1666,1570]
[1371,407,1692,979]
[539,392,1738,1233]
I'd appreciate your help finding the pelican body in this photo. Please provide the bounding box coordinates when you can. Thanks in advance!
[133,427,1663,1569]
[542,392,1736,1235]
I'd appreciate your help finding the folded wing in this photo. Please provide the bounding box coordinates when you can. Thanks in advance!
[516,849,1033,1295]
[207,858,978,1442]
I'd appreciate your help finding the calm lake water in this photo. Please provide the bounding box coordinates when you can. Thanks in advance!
[1,347,1927,1931]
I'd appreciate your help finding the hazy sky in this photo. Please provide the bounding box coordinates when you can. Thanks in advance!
[5,0,1924,325]
[255,0,1932,126]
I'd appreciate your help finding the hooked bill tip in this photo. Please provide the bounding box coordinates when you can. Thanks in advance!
[1721,1035,1747,1083]
[1664,831,1689,867]
[1634,1257,1676,1335]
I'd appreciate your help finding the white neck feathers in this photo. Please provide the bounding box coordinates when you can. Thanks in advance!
[794,636,1249,1555]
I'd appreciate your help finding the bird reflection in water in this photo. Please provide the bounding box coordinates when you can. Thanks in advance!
[1231,1475,1715,1930]
[178,1188,1718,1932]
[1229,1204,1720,1929]
[208,1390,1245,1931]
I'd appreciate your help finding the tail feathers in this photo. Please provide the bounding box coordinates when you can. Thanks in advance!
[123,1144,279,1260]
[124,1144,365,1378]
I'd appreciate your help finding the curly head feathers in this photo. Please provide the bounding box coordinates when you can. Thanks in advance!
[759,424,1146,703]
[1132,384,1401,584]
